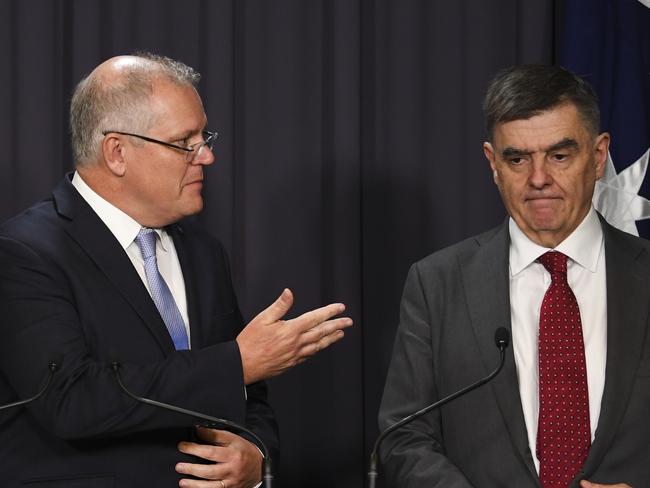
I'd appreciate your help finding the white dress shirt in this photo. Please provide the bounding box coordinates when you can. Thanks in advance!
[71,172,191,347]
[508,207,607,472]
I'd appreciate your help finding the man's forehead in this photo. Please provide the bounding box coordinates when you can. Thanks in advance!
[145,75,197,103]
[147,81,206,134]
[492,105,587,147]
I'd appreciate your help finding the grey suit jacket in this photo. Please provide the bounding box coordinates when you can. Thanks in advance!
[378,217,650,487]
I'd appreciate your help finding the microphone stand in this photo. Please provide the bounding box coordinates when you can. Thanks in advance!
[0,362,59,412]
[368,329,509,488]
[112,362,273,488]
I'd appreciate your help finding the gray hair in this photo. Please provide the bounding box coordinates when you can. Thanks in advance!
[483,65,600,142]
[70,52,201,166]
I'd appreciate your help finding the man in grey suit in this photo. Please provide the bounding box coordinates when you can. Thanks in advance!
[379,65,649,488]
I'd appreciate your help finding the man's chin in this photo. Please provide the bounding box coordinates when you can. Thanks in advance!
[177,197,204,220]
[515,213,566,244]
[187,200,204,216]
[526,208,564,230]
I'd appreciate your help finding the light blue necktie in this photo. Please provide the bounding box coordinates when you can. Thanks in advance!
[135,228,189,350]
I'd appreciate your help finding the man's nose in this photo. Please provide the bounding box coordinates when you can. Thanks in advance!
[529,158,552,189]
[193,145,215,166]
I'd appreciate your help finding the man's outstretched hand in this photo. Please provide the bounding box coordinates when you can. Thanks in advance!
[236,289,353,384]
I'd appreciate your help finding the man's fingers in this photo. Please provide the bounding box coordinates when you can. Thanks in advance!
[176,459,228,481]
[178,478,228,488]
[288,302,347,333]
[301,317,353,344]
[299,328,347,358]
[249,288,294,326]
[195,427,235,445]
[178,441,228,462]
[291,314,352,360]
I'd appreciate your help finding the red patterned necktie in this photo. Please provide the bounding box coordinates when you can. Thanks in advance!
[536,251,591,488]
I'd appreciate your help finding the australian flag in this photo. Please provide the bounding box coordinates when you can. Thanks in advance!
[559,0,650,238]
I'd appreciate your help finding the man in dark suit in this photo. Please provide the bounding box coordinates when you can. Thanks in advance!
[379,65,649,488]
[0,53,352,487]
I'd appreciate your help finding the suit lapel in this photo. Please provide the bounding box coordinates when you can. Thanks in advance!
[168,223,205,348]
[53,176,175,353]
[582,221,650,476]
[459,222,540,485]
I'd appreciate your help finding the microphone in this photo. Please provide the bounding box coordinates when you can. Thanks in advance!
[367,327,510,488]
[0,360,61,412]
[111,362,273,487]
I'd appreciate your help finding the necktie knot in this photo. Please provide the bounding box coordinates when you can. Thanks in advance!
[537,251,568,278]
[135,228,158,260]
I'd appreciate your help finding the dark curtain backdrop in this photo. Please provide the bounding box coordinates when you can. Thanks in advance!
[0,1,558,486]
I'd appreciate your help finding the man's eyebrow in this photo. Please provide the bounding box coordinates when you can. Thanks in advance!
[169,128,201,142]
[501,147,530,159]
[500,138,579,159]
[545,138,579,153]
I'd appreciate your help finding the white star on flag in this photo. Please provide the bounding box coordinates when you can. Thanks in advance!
[593,148,650,236]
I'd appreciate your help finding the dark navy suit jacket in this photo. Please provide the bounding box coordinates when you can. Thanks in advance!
[0,175,278,487]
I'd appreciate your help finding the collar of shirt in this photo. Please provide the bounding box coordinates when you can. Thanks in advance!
[71,171,171,252]
[508,206,603,277]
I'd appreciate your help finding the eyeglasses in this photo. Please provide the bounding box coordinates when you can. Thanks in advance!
[102,129,218,163]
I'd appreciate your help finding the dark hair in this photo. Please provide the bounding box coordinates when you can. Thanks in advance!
[482,65,600,141]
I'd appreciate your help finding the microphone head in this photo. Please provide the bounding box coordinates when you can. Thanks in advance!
[494,327,510,350]
[108,350,122,372]
[48,355,63,372]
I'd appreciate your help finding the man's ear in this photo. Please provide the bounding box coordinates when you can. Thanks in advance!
[101,133,127,177]
[593,132,610,181]
[483,141,499,184]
